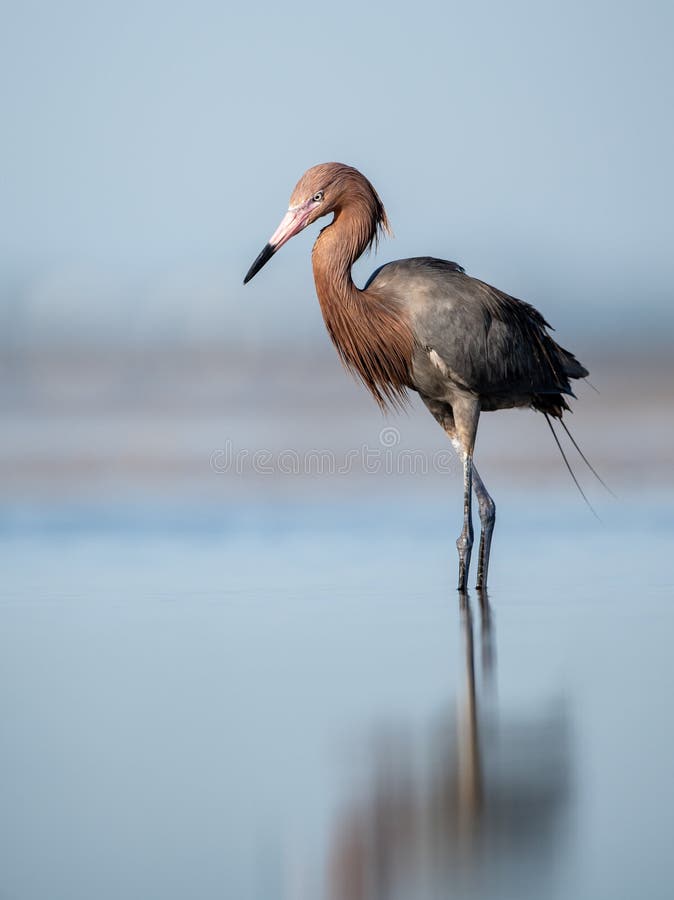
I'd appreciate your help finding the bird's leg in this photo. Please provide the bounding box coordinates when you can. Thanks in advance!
[449,452,494,590]
[452,398,480,593]
[472,466,496,591]
[419,394,482,591]
[456,449,474,592]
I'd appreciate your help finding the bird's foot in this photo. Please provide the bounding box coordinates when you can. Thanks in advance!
[456,531,473,593]
[457,563,468,593]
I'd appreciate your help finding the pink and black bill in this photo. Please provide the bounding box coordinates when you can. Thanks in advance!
[243,203,315,285]
[243,243,275,284]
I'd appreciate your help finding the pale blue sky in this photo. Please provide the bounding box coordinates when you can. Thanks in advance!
[1,0,673,346]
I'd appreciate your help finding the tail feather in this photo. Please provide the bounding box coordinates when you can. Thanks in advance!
[533,392,570,418]
[552,340,589,381]
[558,419,616,498]
[544,414,600,520]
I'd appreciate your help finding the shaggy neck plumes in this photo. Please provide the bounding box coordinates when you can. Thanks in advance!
[311,190,414,410]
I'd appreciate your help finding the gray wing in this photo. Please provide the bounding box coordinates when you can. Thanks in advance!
[366,257,588,405]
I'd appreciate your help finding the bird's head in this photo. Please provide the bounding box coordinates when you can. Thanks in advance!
[243,162,390,284]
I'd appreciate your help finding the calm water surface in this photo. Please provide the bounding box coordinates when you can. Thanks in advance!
[1,494,672,900]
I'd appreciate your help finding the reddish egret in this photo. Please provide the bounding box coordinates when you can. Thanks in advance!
[244,163,589,590]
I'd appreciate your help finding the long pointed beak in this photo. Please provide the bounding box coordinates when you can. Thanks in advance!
[243,206,311,284]
[243,243,276,285]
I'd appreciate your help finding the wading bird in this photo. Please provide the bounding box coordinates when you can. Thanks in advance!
[244,163,589,591]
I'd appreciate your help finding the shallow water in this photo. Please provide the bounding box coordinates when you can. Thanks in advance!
[1,494,673,900]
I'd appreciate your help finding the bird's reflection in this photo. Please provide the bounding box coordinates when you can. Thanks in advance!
[453,592,485,842]
[326,592,571,900]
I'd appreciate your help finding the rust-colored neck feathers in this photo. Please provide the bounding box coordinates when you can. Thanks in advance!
[310,168,414,409]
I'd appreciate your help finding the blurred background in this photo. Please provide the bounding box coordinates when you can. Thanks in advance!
[1,0,673,506]
[1,2,673,899]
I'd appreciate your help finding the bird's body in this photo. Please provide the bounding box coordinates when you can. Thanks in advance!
[365,257,587,416]
[244,163,589,590]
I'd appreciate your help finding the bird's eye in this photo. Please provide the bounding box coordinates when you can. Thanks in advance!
[313,191,324,202]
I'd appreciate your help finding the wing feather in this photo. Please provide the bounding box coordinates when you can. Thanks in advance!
[367,257,588,415]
